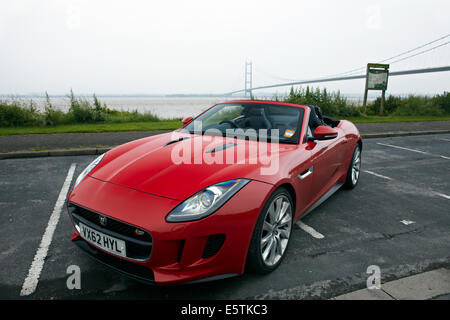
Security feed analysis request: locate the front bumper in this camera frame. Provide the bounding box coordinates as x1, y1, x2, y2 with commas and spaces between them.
68, 176, 273, 285
72, 238, 156, 284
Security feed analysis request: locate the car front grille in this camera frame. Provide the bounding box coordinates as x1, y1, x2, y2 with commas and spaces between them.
68, 203, 153, 261
73, 239, 155, 284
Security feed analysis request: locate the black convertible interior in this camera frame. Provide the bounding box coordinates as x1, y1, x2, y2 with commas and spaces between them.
235, 105, 300, 132
194, 103, 303, 141
185, 102, 341, 143
231, 104, 340, 133
307, 105, 340, 130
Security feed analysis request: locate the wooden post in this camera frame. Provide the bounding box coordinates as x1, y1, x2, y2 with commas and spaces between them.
381, 67, 390, 116
380, 89, 385, 116
362, 65, 370, 114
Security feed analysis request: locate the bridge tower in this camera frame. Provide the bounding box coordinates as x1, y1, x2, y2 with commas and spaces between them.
245, 61, 253, 97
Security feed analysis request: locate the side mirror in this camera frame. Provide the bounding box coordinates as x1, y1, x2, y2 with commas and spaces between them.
312, 125, 338, 141
182, 116, 193, 126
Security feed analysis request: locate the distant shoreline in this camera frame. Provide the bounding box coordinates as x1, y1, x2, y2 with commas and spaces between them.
0, 93, 235, 99
0, 92, 386, 100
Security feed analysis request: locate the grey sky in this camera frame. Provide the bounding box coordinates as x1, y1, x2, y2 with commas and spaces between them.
0, 0, 449, 96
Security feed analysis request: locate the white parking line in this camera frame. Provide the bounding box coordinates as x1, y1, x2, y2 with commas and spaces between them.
20, 163, 76, 296
296, 221, 325, 239
363, 170, 392, 180
377, 142, 450, 160
364, 169, 448, 200
433, 191, 450, 200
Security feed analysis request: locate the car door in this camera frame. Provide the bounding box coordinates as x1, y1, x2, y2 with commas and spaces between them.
307, 123, 347, 199
290, 144, 314, 219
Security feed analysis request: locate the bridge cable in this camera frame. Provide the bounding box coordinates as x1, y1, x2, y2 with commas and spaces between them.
283, 33, 450, 81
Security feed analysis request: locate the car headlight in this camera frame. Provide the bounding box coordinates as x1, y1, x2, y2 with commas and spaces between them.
73, 153, 105, 190
166, 179, 250, 222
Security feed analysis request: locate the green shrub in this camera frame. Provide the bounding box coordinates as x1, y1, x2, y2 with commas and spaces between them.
282, 86, 361, 117
284, 87, 447, 118
68, 90, 101, 123
0, 100, 43, 127
393, 95, 443, 116
105, 109, 160, 123
44, 107, 67, 126
432, 91, 450, 114
43, 92, 68, 126
0, 91, 164, 128
367, 95, 403, 115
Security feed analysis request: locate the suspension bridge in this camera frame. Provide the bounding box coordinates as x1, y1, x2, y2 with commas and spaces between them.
226, 34, 450, 96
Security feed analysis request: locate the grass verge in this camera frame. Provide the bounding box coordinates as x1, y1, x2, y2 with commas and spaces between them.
0, 120, 182, 136
347, 115, 450, 123
1, 116, 449, 136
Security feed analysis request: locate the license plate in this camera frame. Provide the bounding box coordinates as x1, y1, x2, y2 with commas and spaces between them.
79, 222, 127, 258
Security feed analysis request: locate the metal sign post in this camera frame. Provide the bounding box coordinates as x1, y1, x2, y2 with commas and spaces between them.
363, 63, 389, 115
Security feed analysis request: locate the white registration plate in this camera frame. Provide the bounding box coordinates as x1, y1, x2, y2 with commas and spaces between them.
79, 222, 127, 258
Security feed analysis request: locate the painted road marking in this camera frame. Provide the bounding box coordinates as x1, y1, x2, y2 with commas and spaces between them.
296, 221, 325, 239
377, 142, 450, 160
363, 170, 392, 180
20, 163, 76, 296
439, 138, 450, 142
400, 220, 416, 225
364, 170, 448, 201
433, 191, 450, 200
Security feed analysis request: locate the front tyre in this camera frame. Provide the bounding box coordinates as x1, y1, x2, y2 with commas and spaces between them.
344, 143, 361, 189
246, 187, 293, 274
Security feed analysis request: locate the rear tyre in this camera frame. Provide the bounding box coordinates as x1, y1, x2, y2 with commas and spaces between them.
343, 144, 361, 189
246, 187, 293, 274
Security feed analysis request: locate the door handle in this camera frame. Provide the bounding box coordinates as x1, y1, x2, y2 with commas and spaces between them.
298, 166, 314, 180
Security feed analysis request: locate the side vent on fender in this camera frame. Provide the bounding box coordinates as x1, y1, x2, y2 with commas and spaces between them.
164, 136, 190, 147
205, 143, 237, 154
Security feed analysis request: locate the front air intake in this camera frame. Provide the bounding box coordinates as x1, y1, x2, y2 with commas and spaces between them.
202, 234, 226, 259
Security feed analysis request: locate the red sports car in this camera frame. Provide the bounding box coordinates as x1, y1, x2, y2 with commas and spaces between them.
67, 101, 362, 285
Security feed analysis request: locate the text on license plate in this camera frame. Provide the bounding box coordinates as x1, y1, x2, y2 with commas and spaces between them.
79, 222, 127, 258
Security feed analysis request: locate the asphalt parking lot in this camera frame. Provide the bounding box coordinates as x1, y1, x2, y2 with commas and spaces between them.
0, 134, 449, 300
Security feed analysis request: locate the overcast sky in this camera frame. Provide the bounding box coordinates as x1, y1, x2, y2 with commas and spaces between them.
1, 0, 449, 96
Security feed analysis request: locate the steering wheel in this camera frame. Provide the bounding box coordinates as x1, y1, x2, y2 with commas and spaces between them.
219, 120, 238, 128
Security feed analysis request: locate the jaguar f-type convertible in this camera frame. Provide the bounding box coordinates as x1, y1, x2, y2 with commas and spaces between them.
67, 100, 362, 285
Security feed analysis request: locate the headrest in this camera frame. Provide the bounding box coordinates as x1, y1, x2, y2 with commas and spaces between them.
244, 107, 264, 117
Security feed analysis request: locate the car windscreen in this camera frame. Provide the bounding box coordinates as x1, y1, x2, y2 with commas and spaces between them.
183, 103, 304, 144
